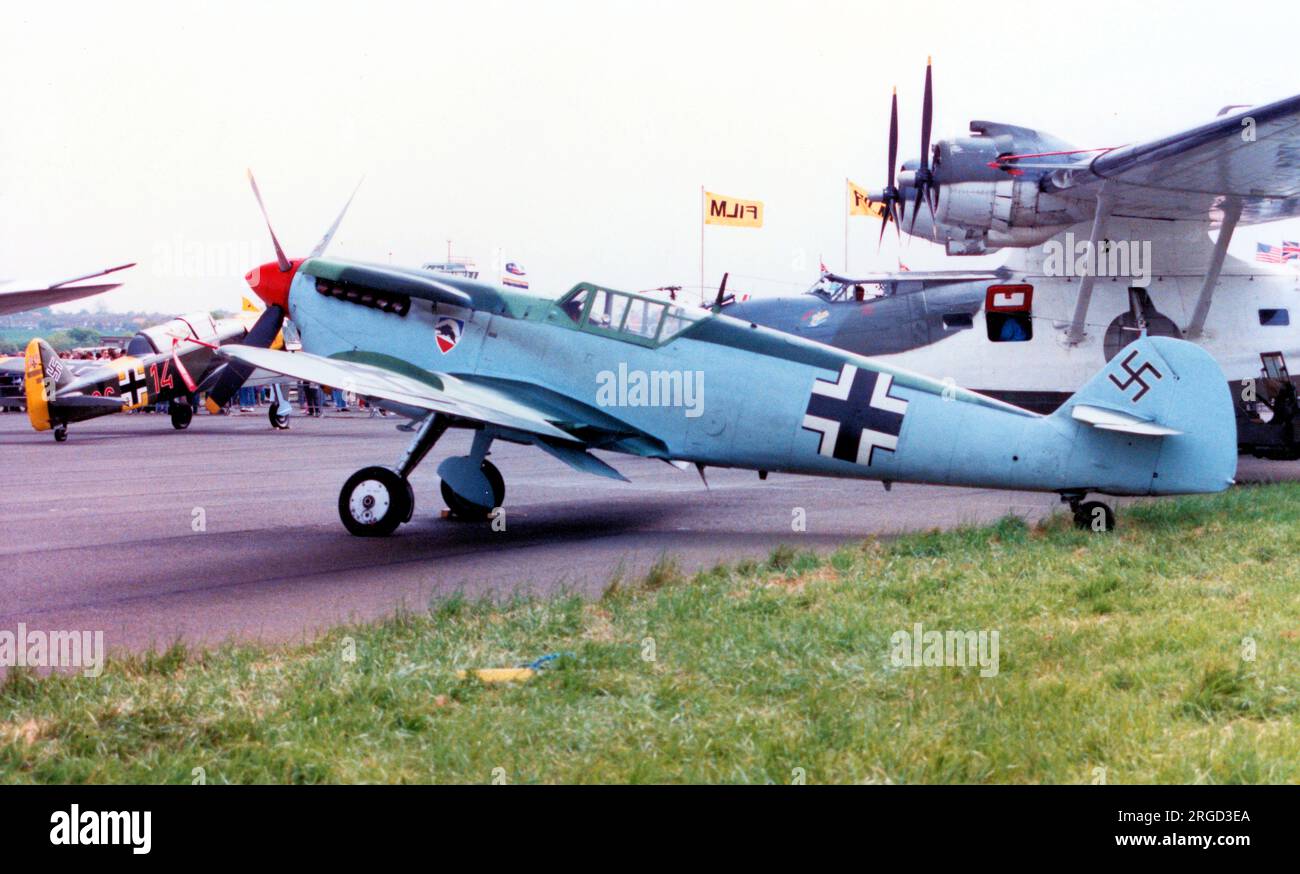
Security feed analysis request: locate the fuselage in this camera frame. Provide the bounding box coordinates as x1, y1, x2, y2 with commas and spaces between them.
284, 263, 1235, 497
35, 312, 254, 426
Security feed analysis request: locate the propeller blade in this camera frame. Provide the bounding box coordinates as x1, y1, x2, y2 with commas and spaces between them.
714, 272, 729, 307
919, 58, 933, 174
247, 169, 292, 273
308, 177, 364, 259
203, 305, 286, 410
909, 187, 925, 236
887, 87, 899, 189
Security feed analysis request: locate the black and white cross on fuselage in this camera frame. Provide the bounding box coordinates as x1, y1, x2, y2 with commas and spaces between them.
802, 364, 908, 466
118, 364, 148, 407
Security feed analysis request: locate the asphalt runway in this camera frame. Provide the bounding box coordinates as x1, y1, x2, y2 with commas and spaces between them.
2, 410, 1296, 658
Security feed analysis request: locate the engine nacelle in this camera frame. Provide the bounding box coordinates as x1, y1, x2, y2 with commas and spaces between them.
938, 179, 1087, 232
883, 121, 1094, 254
928, 179, 1090, 254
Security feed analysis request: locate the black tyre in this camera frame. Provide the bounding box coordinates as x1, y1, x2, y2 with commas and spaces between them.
170, 402, 193, 430
439, 459, 504, 521
1073, 501, 1115, 533
268, 404, 290, 429
482, 459, 506, 507
440, 480, 492, 521
53, 426, 68, 443
339, 466, 413, 536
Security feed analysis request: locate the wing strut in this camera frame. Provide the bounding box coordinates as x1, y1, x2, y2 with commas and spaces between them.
1186, 197, 1243, 339
1066, 184, 1114, 346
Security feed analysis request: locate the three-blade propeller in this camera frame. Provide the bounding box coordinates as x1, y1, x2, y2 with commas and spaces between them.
205, 173, 360, 411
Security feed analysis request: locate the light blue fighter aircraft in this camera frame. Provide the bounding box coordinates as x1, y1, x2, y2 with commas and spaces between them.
219, 175, 1236, 537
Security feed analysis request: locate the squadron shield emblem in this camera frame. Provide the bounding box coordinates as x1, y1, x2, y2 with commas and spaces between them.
435, 316, 464, 354
801, 364, 908, 466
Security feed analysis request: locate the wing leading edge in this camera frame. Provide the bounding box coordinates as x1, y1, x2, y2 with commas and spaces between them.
1045, 93, 1300, 225
217, 344, 578, 442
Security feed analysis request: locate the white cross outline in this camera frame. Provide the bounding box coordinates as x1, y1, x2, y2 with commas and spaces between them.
800, 364, 909, 466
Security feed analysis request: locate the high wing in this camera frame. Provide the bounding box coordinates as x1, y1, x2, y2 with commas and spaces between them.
218, 344, 579, 442
0, 263, 136, 316
1044, 94, 1300, 224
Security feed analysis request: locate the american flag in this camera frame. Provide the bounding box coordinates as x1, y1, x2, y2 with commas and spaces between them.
1256, 243, 1287, 264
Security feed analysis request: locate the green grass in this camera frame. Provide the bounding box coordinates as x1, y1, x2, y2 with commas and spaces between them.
4, 485, 1300, 784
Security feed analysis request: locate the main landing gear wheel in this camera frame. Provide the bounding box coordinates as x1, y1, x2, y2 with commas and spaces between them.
53, 425, 68, 443
440, 459, 505, 521
339, 466, 414, 537
268, 404, 290, 430
170, 401, 193, 430
1073, 500, 1115, 533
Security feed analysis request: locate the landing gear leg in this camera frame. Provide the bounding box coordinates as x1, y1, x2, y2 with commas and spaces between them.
438, 430, 505, 521
337, 413, 449, 536
1062, 492, 1115, 533
169, 400, 193, 430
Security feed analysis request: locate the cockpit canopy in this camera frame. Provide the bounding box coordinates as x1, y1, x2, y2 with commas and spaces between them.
806, 276, 889, 303
555, 283, 704, 346
128, 312, 219, 355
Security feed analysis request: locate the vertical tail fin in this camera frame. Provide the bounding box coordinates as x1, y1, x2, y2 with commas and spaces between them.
1052, 336, 1236, 494
23, 338, 70, 432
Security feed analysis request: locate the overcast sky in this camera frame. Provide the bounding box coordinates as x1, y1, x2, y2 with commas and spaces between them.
2, 0, 1297, 312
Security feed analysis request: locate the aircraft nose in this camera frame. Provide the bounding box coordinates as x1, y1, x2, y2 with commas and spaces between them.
245, 259, 295, 310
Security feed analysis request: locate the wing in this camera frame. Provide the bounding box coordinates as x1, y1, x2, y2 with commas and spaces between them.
217, 345, 578, 442
0, 282, 122, 317
0, 263, 135, 316
49, 393, 129, 411
1044, 93, 1300, 225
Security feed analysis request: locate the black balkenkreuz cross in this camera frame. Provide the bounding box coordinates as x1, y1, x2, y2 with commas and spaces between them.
118, 364, 149, 406
802, 364, 908, 466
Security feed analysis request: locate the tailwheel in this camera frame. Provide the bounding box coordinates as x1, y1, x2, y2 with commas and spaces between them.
53, 425, 68, 443
170, 401, 193, 430
440, 459, 505, 521
339, 466, 414, 537
1073, 500, 1115, 533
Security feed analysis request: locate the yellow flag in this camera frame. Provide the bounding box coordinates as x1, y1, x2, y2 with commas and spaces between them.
847, 179, 885, 218
705, 191, 763, 228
